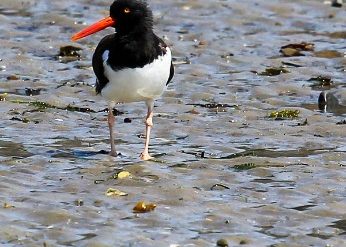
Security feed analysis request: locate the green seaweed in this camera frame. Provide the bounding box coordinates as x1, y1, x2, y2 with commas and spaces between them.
65, 104, 95, 113
186, 103, 237, 108
269, 109, 300, 119
11, 100, 96, 113
29, 101, 56, 110
234, 163, 256, 171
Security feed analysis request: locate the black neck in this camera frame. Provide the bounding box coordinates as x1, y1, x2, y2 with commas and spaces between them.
107, 31, 164, 70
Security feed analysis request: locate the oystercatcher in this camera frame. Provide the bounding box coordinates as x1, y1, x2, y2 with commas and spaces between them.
71, 0, 174, 160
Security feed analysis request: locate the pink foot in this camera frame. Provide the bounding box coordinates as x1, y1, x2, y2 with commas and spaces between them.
140, 152, 153, 161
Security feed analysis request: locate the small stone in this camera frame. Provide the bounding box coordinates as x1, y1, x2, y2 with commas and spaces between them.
74, 199, 84, 206
280, 47, 303, 57
217, 239, 228, 247
240, 239, 248, 244
124, 117, 132, 123
105, 188, 128, 197
7, 75, 20, 80
116, 171, 131, 179
336, 120, 346, 125
94, 200, 103, 207
186, 108, 200, 115
0, 93, 7, 101
3, 202, 15, 208
221, 53, 234, 59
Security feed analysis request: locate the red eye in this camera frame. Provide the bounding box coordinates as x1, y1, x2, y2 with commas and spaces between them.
124, 7, 130, 14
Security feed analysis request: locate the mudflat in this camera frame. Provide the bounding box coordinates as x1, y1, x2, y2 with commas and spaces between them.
0, 0, 345, 246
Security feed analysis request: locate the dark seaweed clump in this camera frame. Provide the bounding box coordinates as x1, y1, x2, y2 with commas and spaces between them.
58, 45, 82, 57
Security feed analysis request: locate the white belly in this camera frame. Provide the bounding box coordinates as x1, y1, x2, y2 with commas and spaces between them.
101, 48, 171, 103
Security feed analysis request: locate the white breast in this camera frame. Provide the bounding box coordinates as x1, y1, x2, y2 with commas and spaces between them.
101, 48, 171, 103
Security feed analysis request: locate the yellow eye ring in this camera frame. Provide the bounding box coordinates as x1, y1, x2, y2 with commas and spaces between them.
124, 7, 130, 14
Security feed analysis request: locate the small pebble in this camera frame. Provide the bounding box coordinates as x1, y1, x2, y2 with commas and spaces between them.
217, 239, 228, 247
240, 239, 248, 245
124, 117, 132, 123
7, 75, 19, 80
74, 199, 84, 206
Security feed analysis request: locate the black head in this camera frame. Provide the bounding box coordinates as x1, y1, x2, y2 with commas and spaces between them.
110, 0, 153, 34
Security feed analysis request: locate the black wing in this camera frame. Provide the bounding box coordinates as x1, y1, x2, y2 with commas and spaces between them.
92, 34, 116, 94
154, 35, 174, 86
167, 61, 174, 85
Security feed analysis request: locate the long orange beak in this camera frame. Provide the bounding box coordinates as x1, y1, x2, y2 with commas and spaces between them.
71, 16, 116, 41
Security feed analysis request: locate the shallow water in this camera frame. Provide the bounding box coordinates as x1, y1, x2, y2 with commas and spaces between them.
0, 0, 345, 246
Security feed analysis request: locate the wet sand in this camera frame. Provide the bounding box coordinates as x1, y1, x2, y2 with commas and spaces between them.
0, 0, 345, 246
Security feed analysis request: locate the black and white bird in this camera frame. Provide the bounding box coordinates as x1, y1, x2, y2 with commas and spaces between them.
72, 0, 174, 160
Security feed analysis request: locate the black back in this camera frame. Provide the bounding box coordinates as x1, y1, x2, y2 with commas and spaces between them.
92, 32, 174, 94
92, 0, 174, 94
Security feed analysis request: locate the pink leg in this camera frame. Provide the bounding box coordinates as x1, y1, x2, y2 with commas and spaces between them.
140, 101, 154, 160
108, 107, 117, 157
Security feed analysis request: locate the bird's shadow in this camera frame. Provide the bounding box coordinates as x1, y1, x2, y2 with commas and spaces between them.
47, 149, 110, 159
47, 149, 166, 162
